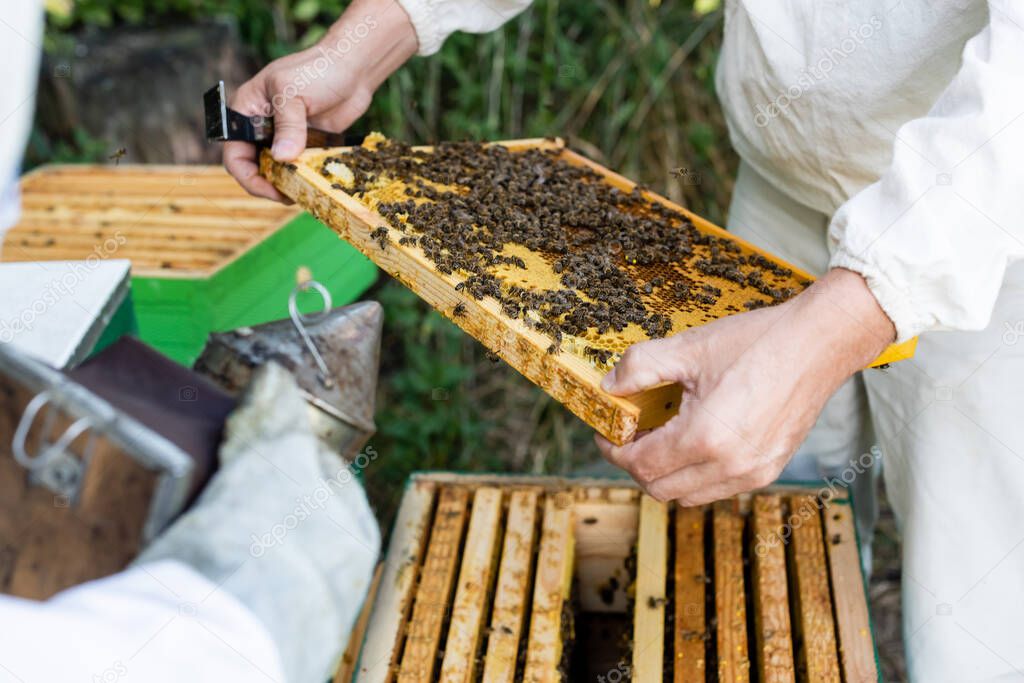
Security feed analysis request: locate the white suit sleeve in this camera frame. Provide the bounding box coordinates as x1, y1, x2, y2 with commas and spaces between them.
0, 2, 43, 237
0, 561, 285, 683
828, 0, 1024, 342
396, 0, 533, 55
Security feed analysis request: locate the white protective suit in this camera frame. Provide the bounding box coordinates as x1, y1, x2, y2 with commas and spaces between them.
721, 4, 1024, 680
0, 3, 43, 249
396, 0, 1024, 680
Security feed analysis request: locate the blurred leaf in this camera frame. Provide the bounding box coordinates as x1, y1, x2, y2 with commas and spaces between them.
117, 3, 145, 23
79, 5, 113, 26
292, 0, 321, 23
44, 0, 74, 21
298, 24, 326, 48
687, 121, 715, 157
694, 0, 721, 16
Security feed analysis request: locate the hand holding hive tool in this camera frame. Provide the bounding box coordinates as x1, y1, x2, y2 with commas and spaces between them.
207, 5, 419, 202
204, 81, 360, 150
205, 79, 365, 203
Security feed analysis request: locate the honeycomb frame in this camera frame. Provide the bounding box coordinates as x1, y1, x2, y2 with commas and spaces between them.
261, 138, 916, 445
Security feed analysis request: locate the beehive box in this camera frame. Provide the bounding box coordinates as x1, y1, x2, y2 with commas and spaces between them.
261, 138, 915, 445
343, 473, 878, 683
3, 164, 378, 364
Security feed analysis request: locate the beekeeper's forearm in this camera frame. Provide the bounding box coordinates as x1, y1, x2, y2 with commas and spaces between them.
828, 0, 1024, 342
323, 0, 419, 89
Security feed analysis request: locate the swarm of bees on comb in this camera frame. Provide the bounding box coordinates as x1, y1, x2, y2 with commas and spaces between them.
317, 136, 810, 369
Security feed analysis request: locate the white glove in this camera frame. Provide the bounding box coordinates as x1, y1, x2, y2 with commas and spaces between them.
137, 362, 380, 683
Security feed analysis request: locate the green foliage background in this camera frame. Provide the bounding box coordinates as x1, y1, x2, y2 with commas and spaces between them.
44, 0, 732, 217
46, 0, 351, 55
43, 0, 733, 523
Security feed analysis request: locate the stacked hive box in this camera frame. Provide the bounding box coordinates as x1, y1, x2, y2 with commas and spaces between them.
3, 164, 377, 364
341, 473, 878, 683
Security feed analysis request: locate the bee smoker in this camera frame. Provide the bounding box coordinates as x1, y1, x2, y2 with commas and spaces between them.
194, 291, 383, 460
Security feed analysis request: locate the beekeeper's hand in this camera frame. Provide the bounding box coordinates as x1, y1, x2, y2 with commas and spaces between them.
136, 362, 380, 683
596, 268, 895, 505
224, 0, 418, 201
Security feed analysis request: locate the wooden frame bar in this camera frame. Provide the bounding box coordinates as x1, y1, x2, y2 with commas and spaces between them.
713, 500, 750, 682
398, 486, 470, 683
439, 487, 504, 683
522, 492, 575, 683
750, 495, 795, 682
336, 564, 384, 683
673, 506, 707, 683
262, 143, 917, 447
787, 494, 841, 683
632, 495, 669, 682
481, 489, 541, 683
822, 498, 878, 682
356, 481, 437, 683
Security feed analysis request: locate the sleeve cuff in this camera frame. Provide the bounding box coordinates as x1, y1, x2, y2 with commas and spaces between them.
829, 247, 923, 344
396, 0, 447, 55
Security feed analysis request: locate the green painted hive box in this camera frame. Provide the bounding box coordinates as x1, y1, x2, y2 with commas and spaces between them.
4, 164, 378, 364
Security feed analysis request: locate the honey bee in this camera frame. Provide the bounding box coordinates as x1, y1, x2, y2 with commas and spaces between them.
369, 226, 389, 250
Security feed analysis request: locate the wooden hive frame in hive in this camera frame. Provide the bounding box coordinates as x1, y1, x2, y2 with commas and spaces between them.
261, 139, 917, 445
3, 164, 378, 363
339, 473, 879, 683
